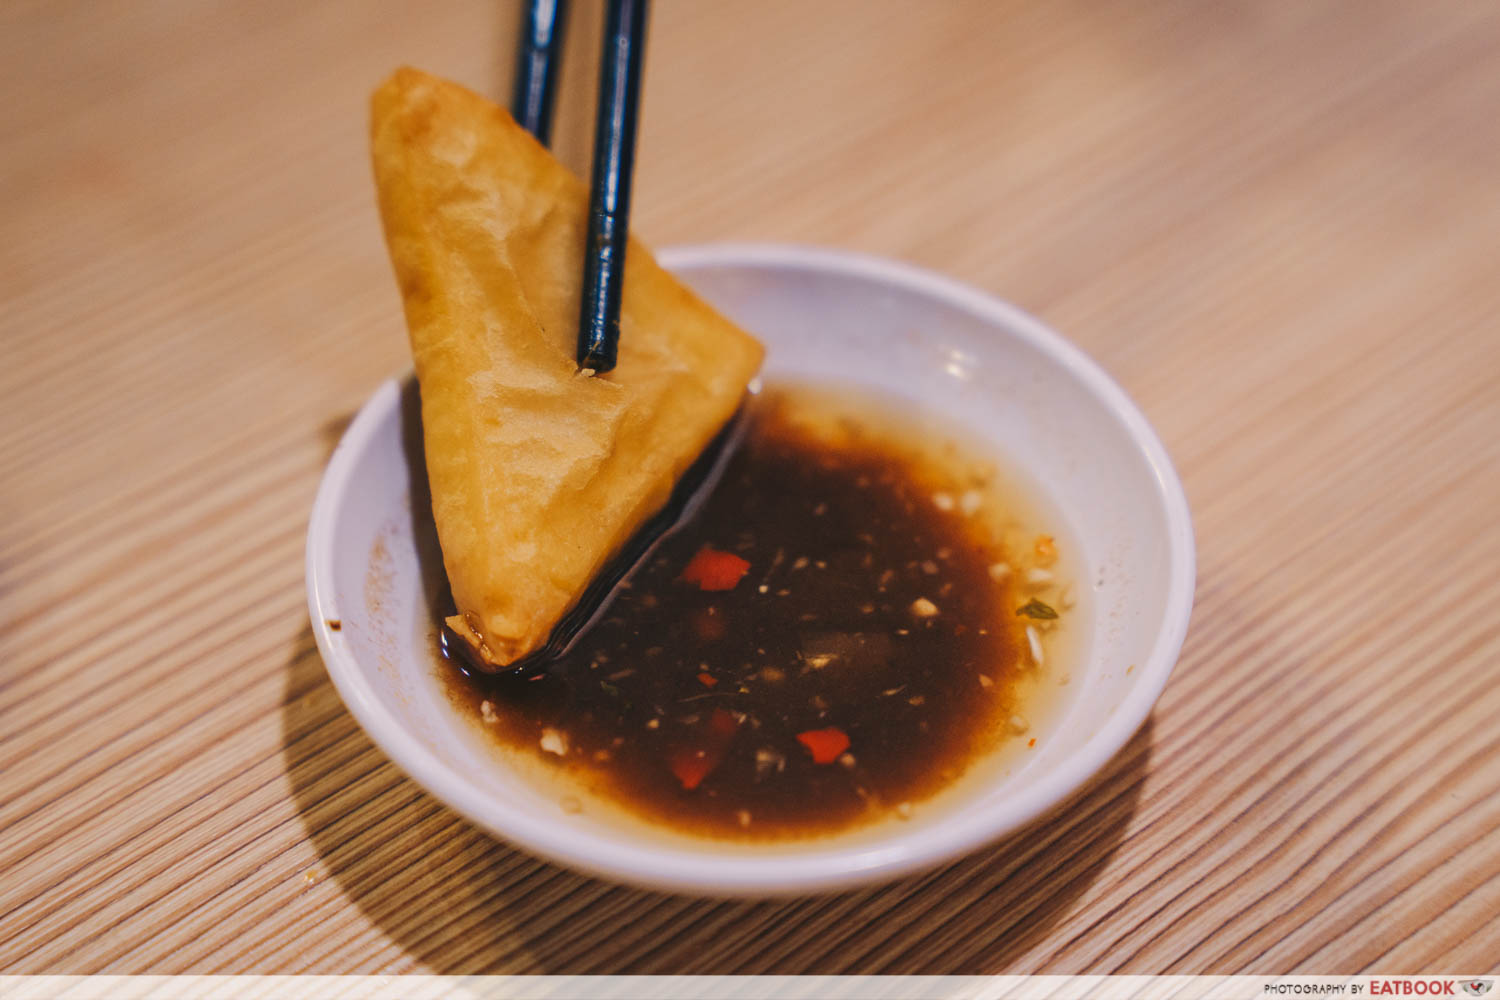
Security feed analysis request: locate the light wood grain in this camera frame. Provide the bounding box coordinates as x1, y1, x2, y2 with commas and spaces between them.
3, 0, 1499, 976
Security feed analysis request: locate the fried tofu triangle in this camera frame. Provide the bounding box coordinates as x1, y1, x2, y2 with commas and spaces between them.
370, 67, 764, 669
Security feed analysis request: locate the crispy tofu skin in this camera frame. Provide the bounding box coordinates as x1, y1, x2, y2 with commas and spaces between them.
370, 67, 764, 668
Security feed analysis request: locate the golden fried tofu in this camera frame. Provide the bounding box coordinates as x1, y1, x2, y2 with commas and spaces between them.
370, 67, 763, 668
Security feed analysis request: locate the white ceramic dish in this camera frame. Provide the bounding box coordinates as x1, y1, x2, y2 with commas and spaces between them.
306, 244, 1194, 896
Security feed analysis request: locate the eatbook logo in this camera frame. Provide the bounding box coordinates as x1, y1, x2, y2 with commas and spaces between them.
1461, 983, 1493, 997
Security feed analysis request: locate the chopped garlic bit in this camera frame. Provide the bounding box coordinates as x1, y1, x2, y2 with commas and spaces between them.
1025, 567, 1055, 588
792, 556, 810, 571
736, 809, 752, 828
959, 490, 982, 516
755, 746, 787, 778
1060, 584, 1076, 610
896, 802, 914, 820
539, 727, 569, 756
1008, 713, 1030, 735
1026, 625, 1044, 666
977, 674, 994, 689
803, 653, 835, 670
988, 562, 1012, 582
1034, 534, 1058, 565
932, 491, 955, 511
908, 694, 926, 706
646, 718, 660, 730
910, 597, 940, 618
838, 752, 857, 769
479, 700, 497, 723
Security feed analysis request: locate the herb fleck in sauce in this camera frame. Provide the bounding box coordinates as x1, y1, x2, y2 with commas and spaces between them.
440, 385, 1057, 839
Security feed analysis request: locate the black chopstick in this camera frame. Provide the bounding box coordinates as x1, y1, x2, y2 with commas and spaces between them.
511, 0, 569, 145
575, 0, 649, 374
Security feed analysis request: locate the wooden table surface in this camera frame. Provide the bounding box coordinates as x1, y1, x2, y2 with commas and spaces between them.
4, 0, 1499, 977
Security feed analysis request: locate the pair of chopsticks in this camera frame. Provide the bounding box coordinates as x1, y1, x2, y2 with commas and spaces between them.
513, 0, 648, 375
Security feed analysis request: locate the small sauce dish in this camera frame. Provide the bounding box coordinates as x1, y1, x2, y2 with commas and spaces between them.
305, 244, 1195, 895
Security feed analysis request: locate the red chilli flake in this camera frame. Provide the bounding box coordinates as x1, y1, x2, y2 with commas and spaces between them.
668, 749, 715, 791
697, 672, 718, 687
679, 546, 751, 591
795, 727, 850, 765
668, 708, 740, 790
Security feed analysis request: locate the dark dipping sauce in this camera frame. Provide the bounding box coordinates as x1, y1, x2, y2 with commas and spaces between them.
440, 385, 1047, 840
